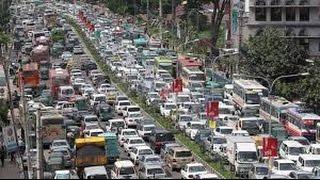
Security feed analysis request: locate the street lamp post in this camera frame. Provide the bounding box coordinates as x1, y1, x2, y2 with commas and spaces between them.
239, 72, 310, 178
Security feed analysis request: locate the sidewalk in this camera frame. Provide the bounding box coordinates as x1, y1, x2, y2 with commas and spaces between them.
0, 159, 24, 179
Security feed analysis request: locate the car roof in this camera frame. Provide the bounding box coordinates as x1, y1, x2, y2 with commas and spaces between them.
134, 145, 151, 150
115, 160, 134, 167
299, 154, 320, 160
83, 166, 107, 176
275, 159, 295, 163
282, 140, 305, 147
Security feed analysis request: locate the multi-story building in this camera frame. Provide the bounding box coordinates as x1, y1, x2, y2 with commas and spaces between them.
242, 0, 320, 57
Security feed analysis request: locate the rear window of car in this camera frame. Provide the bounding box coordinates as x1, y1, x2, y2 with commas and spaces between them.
155, 133, 175, 142
175, 150, 192, 158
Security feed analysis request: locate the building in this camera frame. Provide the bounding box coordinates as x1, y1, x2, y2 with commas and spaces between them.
242, 0, 320, 57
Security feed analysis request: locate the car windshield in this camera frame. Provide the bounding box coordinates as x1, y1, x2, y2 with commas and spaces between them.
91, 131, 103, 136
147, 168, 164, 175
237, 152, 257, 162
129, 113, 141, 118
177, 96, 190, 102
220, 129, 233, 134
245, 93, 260, 104
95, 96, 106, 101
176, 151, 192, 158
139, 149, 153, 155
124, 131, 137, 136
146, 157, 161, 163
144, 126, 155, 131
305, 160, 320, 167
296, 139, 310, 146
120, 102, 130, 106
219, 108, 232, 115
256, 167, 269, 175
56, 174, 70, 179
289, 147, 305, 155
279, 163, 296, 170
119, 167, 135, 175
190, 124, 204, 129
165, 104, 175, 109
128, 107, 140, 112
212, 138, 227, 144
130, 139, 144, 144
86, 117, 98, 122
111, 121, 125, 128
189, 165, 206, 173
53, 142, 67, 147
156, 133, 174, 142
180, 116, 192, 122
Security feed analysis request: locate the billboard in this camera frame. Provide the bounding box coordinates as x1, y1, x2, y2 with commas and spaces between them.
2, 126, 18, 153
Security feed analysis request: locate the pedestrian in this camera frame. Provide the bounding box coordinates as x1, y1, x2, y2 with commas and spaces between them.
0, 144, 6, 167
10, 151, 16, 163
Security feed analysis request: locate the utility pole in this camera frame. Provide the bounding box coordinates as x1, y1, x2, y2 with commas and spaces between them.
171, 0, 176, 32
159, 0, 163, 48
36, 109, 43, 179
147, 0, 149, 27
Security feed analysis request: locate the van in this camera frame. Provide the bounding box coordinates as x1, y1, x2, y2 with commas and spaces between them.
165, 146, 194, 171
111, 160, 138, 179
279, 140, 306, 163
297, 154, 320, 172
83, 166, 108, 179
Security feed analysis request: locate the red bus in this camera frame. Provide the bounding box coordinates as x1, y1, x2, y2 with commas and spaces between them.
176, 55, 203, 77
49, 68, 70, 100
283, 108, 320, 142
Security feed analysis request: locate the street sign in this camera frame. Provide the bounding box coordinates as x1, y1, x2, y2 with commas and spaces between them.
2, 126, 18, 153
262, 137, 278, 157
172, 78, 183, 93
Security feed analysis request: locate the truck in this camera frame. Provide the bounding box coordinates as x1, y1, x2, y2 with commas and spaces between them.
103, 132, 119, 163
18, 63, 40, 96
44, 12, 57, 30
226, 136, 258, 176
49, 68, 70, 100
75, 137, 107, 176
41, 111, 65, 148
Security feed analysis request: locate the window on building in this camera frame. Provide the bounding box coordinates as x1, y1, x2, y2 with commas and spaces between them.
286, 0, 295, 5
286, 8, 296, 21
256, 0, 266, 6
271, 8, 282, 21
299, 0, 309, 5
271, 0, 281, 5
285, 28, 295, 36
255, 8, 267, 21
300, 7, 310, 21
299, 39, 309, 51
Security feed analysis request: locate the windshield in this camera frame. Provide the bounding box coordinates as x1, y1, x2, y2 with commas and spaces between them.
219, 108, 233, 115
296, 139, 310, 146
146, 157, 160, 163
111, 121, 125, 128
190, 124, 205, 129
237, 152, 257, 162
130, 139, 144, 144
212, 138, 227, 144
155, 83, 166, 89
176, 151, 192, 158
279, 163, 296, 170
242, 120, 260, 129
245, 93, 260, 104
95, 96, 106, 101
53, 142, 67, 146
305, 160, 320, 167
139, 149, 153, 155
119, 167, 135, 175
144, 126, 155, 131
118, 97, 128, 101
165, 104, 175, 109
156, 133, 175, 142
86, 117, 98, 122
91, 131, 103, 137
120, 102, 130, 106
128, 107, 140, 112
129, 113, 142, 118
220, 129, 233, 134
88, 175, 107, 179
56, 174, 70, 179
289, 147, 305, 155
189, 74, 205, 81
62, 88, 74, 95
189, 165, 206, 173
177, 96, 190, 102
256, 167, 269, 175
124, 131, 137, 136
147, 168, 164, 175
180, 116, 192, 122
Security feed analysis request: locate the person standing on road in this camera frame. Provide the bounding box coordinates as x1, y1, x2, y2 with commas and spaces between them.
0, 144, 6, 167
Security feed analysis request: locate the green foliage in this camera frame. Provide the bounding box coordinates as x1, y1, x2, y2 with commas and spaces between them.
51, 29, 65, 43
0, 31, 10, 46
0, 0, 12, 31
242, 27, 308, 83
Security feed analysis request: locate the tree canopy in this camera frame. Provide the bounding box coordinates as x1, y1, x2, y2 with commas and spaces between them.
242, 27, 308, 84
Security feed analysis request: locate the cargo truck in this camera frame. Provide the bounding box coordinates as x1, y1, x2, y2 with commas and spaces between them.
75, 137, 107, 176
103, 132, 119, 163
226, 136, 258, 176
41, 112, 65, 148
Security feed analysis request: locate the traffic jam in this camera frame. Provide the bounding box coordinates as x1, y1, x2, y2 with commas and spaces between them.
11, 0, 320, 179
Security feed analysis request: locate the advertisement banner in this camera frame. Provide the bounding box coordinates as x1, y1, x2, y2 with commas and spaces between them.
2, 126, 18, 153
262, 137, 278, 157
206, 101, 219, 119
172, 78, 183, 93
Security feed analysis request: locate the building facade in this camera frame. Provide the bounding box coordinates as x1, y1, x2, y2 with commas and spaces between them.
243, 0, 320, 56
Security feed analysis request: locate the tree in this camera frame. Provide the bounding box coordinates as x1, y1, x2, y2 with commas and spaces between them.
241, 27, 308, 85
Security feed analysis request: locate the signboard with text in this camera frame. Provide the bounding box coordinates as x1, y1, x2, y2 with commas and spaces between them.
2, 126, 18, 153
262, 137, 278, 157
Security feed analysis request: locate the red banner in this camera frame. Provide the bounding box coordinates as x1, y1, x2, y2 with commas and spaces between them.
172, 78, 183, 93
262, 137, 278, 157
89, 23, 95, 32
206, 101, 219, 119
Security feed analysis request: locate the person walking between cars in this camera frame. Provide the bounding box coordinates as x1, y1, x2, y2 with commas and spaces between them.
0, 144, 6, 167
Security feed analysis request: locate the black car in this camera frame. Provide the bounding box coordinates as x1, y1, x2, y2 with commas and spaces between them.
149, 129, 175, 154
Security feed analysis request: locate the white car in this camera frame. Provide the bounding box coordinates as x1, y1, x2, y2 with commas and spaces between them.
115, 100, 131, 115
271, 159, 296, 176
137, 123, 156, 139
129, 145, 154, 164
279, 141, 305, 162
80, 84, 94, 94
214, 126, 233, 137
176, 115, 193, 131
181, 163, 208, 179
50, 139, 71, 152
106, 119, 126, 133
90, 94, 106, 106
160, 102, 176, 117
123, 137, 146, 152
122, 105, 140, 117
84, 129, 104, 138
184, 121, 206, 140
118, 129, 139, 147
124, 111, 143, 128
97, 83, 112, 94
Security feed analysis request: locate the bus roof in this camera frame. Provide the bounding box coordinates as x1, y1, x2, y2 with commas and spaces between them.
233, 79, 267, 90
182, 67, 204, 74
286, 108, 320, 120
75, 137, 105, 149
178, 55, 202, 67
261, 96, 299, 110
23, 63, 38, 71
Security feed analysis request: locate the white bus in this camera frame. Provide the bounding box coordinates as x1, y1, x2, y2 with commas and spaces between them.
260, 96, 299, 123
232, 79, 268, 116
181, 67, 205, 87
0, 65, 7, 101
